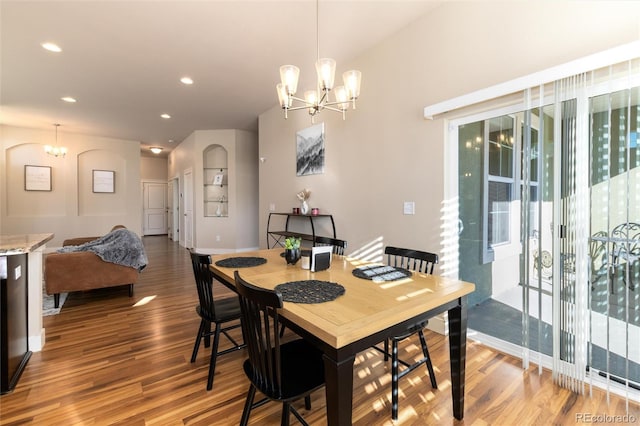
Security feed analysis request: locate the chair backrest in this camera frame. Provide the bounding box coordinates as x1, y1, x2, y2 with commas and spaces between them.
234, 271, 285, 398
384, 246, 438, 274
611, 222, 640, 261
189, 250, 218, 321
314, 236, 347, 255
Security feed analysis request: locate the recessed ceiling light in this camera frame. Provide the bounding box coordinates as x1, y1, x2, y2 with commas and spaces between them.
161, 113, 171, 119
168, 139, 175, 143
61, 96, 77, 103
180, 77, 194, 85
42, 42, 62, 52
150, 147, 163, 154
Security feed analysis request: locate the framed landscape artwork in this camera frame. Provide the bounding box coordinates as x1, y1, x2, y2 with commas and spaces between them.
296, 123, 325, 176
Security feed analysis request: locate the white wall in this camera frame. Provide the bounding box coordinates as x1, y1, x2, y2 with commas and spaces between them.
258, 1, 640, 261
168, 129, 258, 252
141, 156, 168, 181
1, 125, 142, 247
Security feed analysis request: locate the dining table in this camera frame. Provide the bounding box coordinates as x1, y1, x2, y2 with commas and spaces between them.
209, 248, 475, 425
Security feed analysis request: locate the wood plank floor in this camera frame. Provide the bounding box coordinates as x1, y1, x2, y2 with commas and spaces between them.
1, 236, 638, 425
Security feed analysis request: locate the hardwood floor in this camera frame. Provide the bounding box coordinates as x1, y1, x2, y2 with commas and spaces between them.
1, 236, 638, 425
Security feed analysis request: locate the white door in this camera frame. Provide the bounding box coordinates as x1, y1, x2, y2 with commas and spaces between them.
143, 181, 168, 235
172, 178, 180, 241
184, 169, 193, 249
167, 180, 174, 240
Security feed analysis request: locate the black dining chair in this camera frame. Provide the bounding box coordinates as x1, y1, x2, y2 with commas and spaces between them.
376, 246, 439, 421
314, 236, 347, 255
189, 250, 245, 391
235, 271, 325, 426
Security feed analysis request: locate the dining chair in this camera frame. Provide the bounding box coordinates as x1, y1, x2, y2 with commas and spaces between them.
235, 271, 325, 426
189, 250, 245, 391
611, 222, 640, 292
589, 231, 609, 293
314, 236, 347, 255
377, 245, 439, 421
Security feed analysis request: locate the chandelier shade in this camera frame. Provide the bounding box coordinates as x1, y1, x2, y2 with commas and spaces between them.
44, 124, 67, 158
275, 0, 361, 121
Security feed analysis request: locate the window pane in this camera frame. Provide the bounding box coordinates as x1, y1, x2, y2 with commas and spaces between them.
488, 116, 514, 178
488, 181, 511, 246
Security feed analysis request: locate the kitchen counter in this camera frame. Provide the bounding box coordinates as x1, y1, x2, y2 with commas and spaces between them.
0, 233, 54, 256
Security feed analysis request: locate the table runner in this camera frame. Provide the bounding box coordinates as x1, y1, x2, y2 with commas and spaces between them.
274, 280, 345, 304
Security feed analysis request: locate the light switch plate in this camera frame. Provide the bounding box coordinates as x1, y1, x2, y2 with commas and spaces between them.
403, 201, 415, 215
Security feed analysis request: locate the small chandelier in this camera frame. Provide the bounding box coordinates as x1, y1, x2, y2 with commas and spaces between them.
44, 123, 67, 158
276, 0, 361, 122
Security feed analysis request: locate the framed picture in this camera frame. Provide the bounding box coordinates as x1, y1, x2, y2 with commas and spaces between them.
92, 169, 115, 193
296, 122, 325, 176
213, 173, 224, 186
25, 165, 52, 191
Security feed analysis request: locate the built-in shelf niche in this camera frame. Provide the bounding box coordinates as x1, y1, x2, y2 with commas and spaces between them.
203, 144, 228, 217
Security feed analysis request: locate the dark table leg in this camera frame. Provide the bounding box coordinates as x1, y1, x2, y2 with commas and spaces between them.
323, 353, 355, 426
448, 296, 468, 420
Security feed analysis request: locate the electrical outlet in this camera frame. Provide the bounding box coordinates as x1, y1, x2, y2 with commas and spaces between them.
403, 201, 415, 215
216, 235, 221, 242
269, 203, 276, 211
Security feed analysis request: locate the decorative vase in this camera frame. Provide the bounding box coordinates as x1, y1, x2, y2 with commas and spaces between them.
300, 200, 309, 215
284, 248, 301, 265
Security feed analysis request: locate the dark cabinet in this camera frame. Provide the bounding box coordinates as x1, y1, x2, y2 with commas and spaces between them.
1, 253, 31, 394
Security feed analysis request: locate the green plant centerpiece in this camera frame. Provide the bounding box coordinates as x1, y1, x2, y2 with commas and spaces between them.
284, 236, 302, 265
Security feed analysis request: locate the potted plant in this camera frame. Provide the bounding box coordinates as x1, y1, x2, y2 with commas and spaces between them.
284, 236, 301, 265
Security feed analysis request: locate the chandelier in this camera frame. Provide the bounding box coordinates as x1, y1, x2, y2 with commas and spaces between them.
276, 0, 361, 122
44, 123, 67, 158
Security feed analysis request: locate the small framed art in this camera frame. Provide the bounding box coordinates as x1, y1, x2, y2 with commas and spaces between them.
25, 165, 52, 191
92, 170, 115, 193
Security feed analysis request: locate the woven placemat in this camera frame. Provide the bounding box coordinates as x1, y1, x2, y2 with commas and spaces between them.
215, 256, 267, 268
352, 265, 412, 282
274, 280, 345, 304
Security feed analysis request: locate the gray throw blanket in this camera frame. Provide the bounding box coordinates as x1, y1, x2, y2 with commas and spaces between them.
58, 228, 148, 271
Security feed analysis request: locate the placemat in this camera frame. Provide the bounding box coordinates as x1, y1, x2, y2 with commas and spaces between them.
352, 265, 412, 282
274, 280, 345, 304
215, 256, 267, 268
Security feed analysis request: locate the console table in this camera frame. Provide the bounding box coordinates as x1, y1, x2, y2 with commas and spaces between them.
267, 212, 336, 249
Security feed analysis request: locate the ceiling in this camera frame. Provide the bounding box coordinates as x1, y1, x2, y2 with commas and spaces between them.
1, 0, 443, 156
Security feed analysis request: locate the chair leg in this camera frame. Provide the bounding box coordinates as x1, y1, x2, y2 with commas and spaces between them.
190, 319, 206, 363
54, 293, 60, 309
204, 321, 211, 348
239, 384, 256, 426
128, 283, 133, 297
418, 330, 437, 389
206, 324, 223, 390
384, 339, 389, 361
391, 339, 399, 421
281, 402, 291, 426
304, 395, 311, 410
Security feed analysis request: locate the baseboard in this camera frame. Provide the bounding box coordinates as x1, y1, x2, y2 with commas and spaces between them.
426, 313, 447, 335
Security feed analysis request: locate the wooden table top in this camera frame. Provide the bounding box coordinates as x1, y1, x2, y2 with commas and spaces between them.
210, 248, 475, 349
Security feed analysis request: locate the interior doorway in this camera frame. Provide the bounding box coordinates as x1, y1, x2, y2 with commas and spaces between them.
142, 181, 168, 236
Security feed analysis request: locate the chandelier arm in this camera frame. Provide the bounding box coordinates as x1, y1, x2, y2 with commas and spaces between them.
321, 105, 346, 113
284, 105, 316, 112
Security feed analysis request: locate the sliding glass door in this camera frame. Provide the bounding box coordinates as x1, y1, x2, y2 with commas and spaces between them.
453, 67, 640, 398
